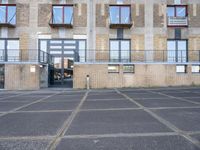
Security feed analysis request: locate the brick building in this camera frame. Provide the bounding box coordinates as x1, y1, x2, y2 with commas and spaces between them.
0, 0, 200, 90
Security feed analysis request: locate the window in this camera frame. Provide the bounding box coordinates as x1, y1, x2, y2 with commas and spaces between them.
52, 5, 73, 24
167, 40, 187, 63
123, 65, 134, 73
108, 65, 119, 73
167, 6, 187, 17
110, 40, 131, 62
0, 4, 16, 25
0, 39, 19, 61
192, 65, 200, 73
109, 5, 131, 24
176, 65, 187, 73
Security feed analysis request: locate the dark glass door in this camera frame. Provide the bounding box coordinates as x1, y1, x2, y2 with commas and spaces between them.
0, 65, 4, 89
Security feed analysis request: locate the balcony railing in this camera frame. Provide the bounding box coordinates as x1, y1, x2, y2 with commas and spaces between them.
168, 17, 188, 27
74, 50, 200, 63
0, 49, 53, 64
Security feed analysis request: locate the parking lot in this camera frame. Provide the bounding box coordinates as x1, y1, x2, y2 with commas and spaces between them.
0, 87, 200, 150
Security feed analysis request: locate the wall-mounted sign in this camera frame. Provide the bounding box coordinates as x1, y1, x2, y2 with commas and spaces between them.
30, 66, 36, 73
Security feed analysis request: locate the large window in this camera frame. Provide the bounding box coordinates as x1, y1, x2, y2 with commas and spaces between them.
0, 39, 19, 61
0, 4, 16, 25
167, 40, 187, 63
52, 5, 73, 24
110, 40, 131, 62
167, 6, 187, 17
109, 5, 131, 24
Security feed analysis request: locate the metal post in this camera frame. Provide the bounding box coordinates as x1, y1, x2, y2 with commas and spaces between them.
86, 75, 90, 90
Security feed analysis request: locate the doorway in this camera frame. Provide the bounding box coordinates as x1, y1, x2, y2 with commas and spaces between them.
39, 39, 86, 88
0, 65, 4, 89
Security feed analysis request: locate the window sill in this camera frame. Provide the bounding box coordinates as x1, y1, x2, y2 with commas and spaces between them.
110, 23, 133, 29
0, 23, 16, 28
49, 23, 73, 28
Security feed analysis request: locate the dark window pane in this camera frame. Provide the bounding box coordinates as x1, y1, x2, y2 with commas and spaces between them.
7, 6, 16, 24
0, 6, 6, 23
121, 7, 130, 24
64, 6, 73, 24
53, 6, 63, 23
110, 6, 120, 24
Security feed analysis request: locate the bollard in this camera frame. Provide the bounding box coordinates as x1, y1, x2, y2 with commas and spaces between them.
86, 75, 90, 90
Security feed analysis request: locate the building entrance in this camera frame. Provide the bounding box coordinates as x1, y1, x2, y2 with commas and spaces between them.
39, 39, 86, 88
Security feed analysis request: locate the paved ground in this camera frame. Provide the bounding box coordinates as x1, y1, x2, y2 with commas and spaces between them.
0, 87, 200, 150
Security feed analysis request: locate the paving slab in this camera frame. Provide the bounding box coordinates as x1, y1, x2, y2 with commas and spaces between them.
134, 98, 197, 108
43, 95, 83, 102
125, 93, 169, 99
0, 112, 71, 137
56, 135, 199, 150
191, 134, 200, 142
0, 96, 44, 102
184, 98, 200, 103
19, 101, 79, 111
81, 100, 139, 109
0, 139, 51, 150
153, 108, 200, 131
66, 110, 171, 135
0, 102, 30, 112
164, 92, 200, 98
86, 94, 125, 100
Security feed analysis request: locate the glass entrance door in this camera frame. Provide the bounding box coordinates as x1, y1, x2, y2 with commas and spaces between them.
53, 57, 74, 87
0, 65, 4, 89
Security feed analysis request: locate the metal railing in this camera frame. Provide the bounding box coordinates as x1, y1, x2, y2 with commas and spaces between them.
75, 50, 200, 63
168, 17, 188, 26
0, 49, 53, 64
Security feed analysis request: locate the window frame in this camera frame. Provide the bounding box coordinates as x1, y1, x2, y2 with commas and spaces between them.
167, 39, 188, 63
123, 64, 135, 73
0, 38, 20, 62
109, 5, 131, 25
109, 39, 131, 63
176, 65, 187, 74
51, 4, 74, 25
108, 64, 120, 73
167, 5, 188, 17
0, 4, 16, 25
191, 65, 200, 74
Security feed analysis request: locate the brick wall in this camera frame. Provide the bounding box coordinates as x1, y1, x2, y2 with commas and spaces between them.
73, 64, 200, 89
5, 64, 40, 90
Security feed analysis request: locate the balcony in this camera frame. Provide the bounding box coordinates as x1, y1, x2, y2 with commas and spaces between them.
74, 50, 200, 64
109, 5, 133, 29
0, 4, 16, 28
0, 49, 53, 64
49, 5, 73, 28
168, 16, 188, 27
